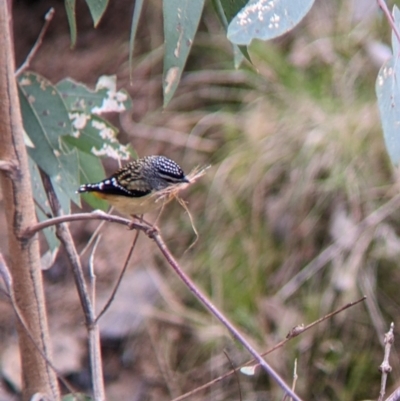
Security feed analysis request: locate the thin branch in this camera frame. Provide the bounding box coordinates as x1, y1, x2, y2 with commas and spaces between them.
379, 323, 395, 401
79, 219, 107, 257
377, 0, 400, 47
23, 210, 145, 238
171, 296, 366, 401
95, 230, 140, 323
0, 254, 81, 398
23, 209, 368, 400
41, 174, 105, 401
283, 359, 298, 401
89, 235, 102, 305
386, 386, 400, 401
15, 8, 55, 77
223, 350, 242, 401
148, 228, 302, 401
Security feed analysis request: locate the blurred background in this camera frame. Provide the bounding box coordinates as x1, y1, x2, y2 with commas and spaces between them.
1, 0, 399, 399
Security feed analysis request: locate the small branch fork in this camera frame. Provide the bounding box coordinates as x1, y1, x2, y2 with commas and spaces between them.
22, 212, 368, 401
40, 174, 105, 401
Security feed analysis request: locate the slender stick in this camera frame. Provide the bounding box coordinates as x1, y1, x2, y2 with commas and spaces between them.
377, 0, 400, 46
0, 254, 81, 398
41, 174, 105, 401
171, 297, 366, 401
24, 211, 368, 400
148, 229, 303, 401
386, 387, 400, 401
23, 211, 140, 238
378, 323, 394, 401
95, 230, 140, 323
15, 8, 55, 77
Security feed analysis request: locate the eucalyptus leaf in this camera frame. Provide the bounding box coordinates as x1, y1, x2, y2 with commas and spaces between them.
57, 76, 132, 115
62, 115, 133, 161
227, 0, 315, 45
19, 72, 73, 149
163, 0, 206, 106
129, 0, 145, 74
18, 72, 80, 206
212, 0, 250, 66
376, 25, 400, 165
85, 0, 108, 26
28, 157, 60, 253
64, 0, 77, 46
219, 0, 248, 22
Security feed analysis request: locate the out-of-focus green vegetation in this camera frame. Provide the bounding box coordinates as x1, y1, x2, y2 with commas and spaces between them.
150, 2, 400, 400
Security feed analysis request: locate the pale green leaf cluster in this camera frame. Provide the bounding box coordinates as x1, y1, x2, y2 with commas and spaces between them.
19, 72, 133, 259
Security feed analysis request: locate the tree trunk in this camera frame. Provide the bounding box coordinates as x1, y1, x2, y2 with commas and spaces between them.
0, 2, 59, 400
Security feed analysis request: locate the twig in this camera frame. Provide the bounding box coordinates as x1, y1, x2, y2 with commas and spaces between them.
377, 0, 400, 48
79, 219, 107, 257
378, 323, 395, 401
95, 230, 140, 323
283, 359, 298, 401
386, 386, 400, 401
147, 228, 302, 401
23, 210, 141, 238
89, 235, 102, 305
41, 174, 105, 401
0, 253, 81, 398
223, 350, 242, 401
23, 210, 367, 401
171, 296, 366, 401
15, 8, 55, 77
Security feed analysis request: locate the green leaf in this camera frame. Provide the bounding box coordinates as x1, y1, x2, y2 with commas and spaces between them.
376, 6, 400, 166
65, 0, 77, 46
219, 0, 248, 22
51, 149, 80, 212
28, 157, 60, 253
212, 0, 250, 66
163, 0, 206, 107
227, 0, 315, 45
57, 76, 132, 115
62, 115, 134, 160
57, 76, 133, 161
36, 207, 60, 259
77, 151, 108, 211
129, 0, 145, 74
18, 72, 80, 206
85, 0, 108, 26
20, 89, 59, 174
19, 72, 73, 149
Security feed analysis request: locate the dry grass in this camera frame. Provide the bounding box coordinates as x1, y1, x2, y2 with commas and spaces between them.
144, 3, 400, 400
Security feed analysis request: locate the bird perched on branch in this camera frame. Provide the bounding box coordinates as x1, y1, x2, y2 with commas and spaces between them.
78, 155, 190, 216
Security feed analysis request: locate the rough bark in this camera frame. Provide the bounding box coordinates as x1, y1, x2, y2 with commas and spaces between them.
0, 2, 59, 400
